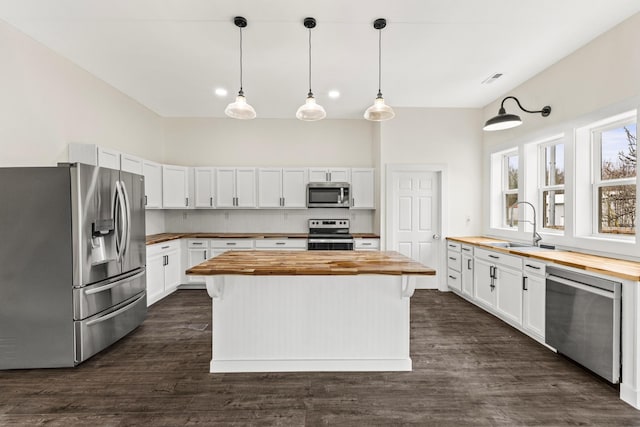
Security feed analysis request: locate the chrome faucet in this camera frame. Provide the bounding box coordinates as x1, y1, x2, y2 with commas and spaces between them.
509, 201, 542, 247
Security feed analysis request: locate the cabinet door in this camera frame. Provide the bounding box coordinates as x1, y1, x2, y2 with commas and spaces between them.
146, 252, 165, 306
162, 165, 190, 208
97, 147, 121, 170
120, 153, 143, 175
474, 258, 496, 309
187, 248, 208, 284
235, 168, 256, 208
309, 168, 329, 182
328, 168, 350, 183
194, 167, 216, 208
142, 160, 162, 209
523, 274, 545, 339
282, 168, 308, 208
164, 249, 181, 293
350, 168, 374, 209
216, 168, 236, 208
496, 266, 523, 325
258, 168, 283, 208
461, 254, 474, 298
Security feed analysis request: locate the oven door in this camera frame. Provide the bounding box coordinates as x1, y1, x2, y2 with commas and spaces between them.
308, 239, 354, 250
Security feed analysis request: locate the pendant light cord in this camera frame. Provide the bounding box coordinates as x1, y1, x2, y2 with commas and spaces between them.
307, 28, 313, 97
239, 27, 244, 96
377, 28, 382, 98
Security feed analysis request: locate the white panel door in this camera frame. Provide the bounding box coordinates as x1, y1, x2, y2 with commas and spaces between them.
309, 168, 329, 182
258, 168, 283, 208
97, 147, 121, 170
328, 168, 350, 183
351, 168, 374, 209
162, 165, 189, 208
282, 168, 308, 208
194, 167, 216, 208
390, 170, 440, 289
235, 168, 256, 208
120, 153, 143, 175
216, 168, 236, 208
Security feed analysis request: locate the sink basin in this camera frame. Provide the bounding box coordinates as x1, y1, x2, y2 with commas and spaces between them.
487, 241, 534, 248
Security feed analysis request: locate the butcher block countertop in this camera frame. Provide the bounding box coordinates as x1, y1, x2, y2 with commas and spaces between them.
146, 232, 379, 245
448, 236, 640, 281
186, 250, 435, 276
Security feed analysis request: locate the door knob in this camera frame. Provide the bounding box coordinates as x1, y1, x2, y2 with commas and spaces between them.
432, 234, 441, 240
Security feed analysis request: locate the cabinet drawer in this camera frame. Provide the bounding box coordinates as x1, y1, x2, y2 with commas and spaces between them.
446, 241, 461, 252
523, 260, 546, 276
461, 244, 474, 255
354, 238, 380, 250
210, 239, 254, 250
475, 247, 522, 270
147, 240, 180, 256
447, 268, 461, 291
255, 239, 307, 250
447, 250, 462, 272
187, 239, 210, 249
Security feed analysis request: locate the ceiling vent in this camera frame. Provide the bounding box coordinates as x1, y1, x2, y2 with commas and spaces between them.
481, 73, 503, 84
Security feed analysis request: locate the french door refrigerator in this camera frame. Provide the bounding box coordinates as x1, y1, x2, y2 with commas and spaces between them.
0, 163, 147, 369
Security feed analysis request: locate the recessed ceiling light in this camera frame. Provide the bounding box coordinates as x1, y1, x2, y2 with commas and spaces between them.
214, 87, 228, 97
328, 90, 340, 99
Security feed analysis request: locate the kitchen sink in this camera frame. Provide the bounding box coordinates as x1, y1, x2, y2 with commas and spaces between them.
486, 241, 555, 251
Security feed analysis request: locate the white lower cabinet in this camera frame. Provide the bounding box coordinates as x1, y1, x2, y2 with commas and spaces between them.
354, 238, 380, 251
495, 264, 524, 326
146, 241, 181, 306
474, 257, 497, 308
522, 260, 546, 341
186, 239, 211, 285
461, 245, 474, 298
254, 239, 307, 250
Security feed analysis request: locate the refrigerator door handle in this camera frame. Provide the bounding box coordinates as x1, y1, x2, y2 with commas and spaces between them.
120, 180, 132, 257
113, 182, 122, 259
114, 181, 127, 261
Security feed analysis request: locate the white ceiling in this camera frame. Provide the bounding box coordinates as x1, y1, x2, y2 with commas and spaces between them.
1, 1, 638, 119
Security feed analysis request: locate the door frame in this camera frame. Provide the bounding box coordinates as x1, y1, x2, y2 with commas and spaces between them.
384, 164, 448, 291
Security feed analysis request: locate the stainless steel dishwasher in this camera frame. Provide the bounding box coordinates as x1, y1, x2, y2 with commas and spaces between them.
545, 266, 621, 383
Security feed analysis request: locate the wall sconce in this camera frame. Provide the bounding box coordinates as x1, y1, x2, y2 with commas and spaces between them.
483, 96, 551, 131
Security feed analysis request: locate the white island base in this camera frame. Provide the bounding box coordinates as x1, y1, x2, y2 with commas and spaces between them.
203, 274, 416, 373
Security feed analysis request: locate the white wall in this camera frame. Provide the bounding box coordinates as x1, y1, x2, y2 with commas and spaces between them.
163, 118, 375, 167
0, 20, 164, 167
378, 107, 484, 243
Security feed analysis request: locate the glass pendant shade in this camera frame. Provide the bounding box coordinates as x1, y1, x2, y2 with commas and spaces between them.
225, 93, 256, 120
364, 95, 395, 121
296, 94, 326, 121
483, 108, 522, 131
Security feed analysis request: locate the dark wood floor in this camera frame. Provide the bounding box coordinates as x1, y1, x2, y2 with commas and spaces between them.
2, 290, 640, 426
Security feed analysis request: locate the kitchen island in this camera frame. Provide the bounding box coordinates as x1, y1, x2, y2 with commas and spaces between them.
186, 250, 435, 373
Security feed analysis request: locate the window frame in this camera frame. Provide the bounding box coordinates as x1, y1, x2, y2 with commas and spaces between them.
502, 150, 519, 228
538, 139, 565, 233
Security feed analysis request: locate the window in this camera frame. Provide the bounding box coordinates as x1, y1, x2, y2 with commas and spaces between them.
540, 142, 565, 231
593, 121, 637, 236
503, 151, 518, 226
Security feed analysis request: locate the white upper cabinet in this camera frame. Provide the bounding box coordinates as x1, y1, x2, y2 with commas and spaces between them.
142, 160, 162, 209
309, 168, 350, 183
194, 167, 216, 208
258, 168, 308, 208
162, 165, 190, 208
216, 168, 256, 208
120, 153, 143, 175
350, 168, 375, 209
97, 147, 121, 170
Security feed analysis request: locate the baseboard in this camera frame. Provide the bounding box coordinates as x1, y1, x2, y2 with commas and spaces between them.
210, 358, 412, 373
620, 382, 640, 409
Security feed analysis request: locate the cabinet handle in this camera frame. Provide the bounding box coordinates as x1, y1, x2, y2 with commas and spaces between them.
489, 254, 499, 259
449, 256, 456, 261
525, 264, 541, 270
145, 195, 148, 206
326, 172, 329, 181
467, 259, 472, 270
449, 275, 457, 280
352, 198, 355, 206
192, 242, 203, 245
204, 251, 207, 260
448, 244, 456, 248
362, 243, 372, 246
523, 276, 528, 291
276, 242, 285, 245
210, 197, 213, 207
161, 245, 170, 249
462, 247, 471, 252
226, 242, 236, 246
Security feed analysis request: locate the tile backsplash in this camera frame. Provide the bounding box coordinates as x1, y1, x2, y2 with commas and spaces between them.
160, 209, 374, 234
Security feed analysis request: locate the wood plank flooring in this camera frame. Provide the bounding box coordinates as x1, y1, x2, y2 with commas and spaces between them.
1, 289, 640, 426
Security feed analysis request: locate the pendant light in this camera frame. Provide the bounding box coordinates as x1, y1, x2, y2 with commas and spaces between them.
296, 17, 326, 121
225, 16, 256, 120
364, 18, 395, 121
483, 96, 551, 131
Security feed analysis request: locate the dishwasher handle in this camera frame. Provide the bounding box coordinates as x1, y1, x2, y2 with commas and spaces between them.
547, 274, 619, 299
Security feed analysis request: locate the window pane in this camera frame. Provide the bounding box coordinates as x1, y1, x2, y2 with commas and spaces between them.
544, 144, 564, 186
601, 124, 637, 181
507, 155, 518, 190
505, 193, 518, 226
598, 184, 636, 235
542, 190, 565, 230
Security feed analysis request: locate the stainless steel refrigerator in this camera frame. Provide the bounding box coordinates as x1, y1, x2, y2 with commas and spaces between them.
0, 163, 147, 369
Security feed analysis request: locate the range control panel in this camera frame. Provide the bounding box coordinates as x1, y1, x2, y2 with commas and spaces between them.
309, 219, 350, 228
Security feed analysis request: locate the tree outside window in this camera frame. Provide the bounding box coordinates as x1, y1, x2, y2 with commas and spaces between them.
504, 152, 518, 226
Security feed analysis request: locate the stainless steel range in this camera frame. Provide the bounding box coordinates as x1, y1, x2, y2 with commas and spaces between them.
307, 219, 354, 250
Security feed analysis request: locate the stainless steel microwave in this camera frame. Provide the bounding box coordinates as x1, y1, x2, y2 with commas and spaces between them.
307, 182, 350, 208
